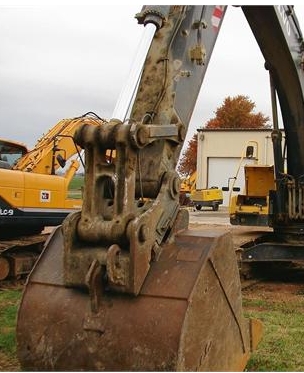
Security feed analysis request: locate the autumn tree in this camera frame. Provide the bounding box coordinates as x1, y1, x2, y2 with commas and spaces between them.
177, 95, 270, 176
205, 95, 270, 129
177, 133, 197, 177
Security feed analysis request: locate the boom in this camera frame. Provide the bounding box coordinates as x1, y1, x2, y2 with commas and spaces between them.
243, 6, 304, 179
13, 116, 88, 175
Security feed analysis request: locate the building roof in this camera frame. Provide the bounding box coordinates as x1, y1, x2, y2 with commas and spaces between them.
196, 127, 284, 132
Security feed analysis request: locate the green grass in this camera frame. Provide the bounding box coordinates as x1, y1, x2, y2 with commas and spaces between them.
244, 297, 304, 371
67, 174, 84, 199
68, 174, 84, 190
0, 289, 22, 356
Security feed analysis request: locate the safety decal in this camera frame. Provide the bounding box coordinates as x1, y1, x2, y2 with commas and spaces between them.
40, 190, 51, 202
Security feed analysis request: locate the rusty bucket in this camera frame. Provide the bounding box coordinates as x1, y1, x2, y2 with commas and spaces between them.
17, 226, 262, 371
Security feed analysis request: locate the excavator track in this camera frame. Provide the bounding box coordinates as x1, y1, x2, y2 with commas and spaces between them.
0, 233, 49, 281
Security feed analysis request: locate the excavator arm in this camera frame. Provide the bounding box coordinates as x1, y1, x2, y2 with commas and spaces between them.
63, 6, 228, 295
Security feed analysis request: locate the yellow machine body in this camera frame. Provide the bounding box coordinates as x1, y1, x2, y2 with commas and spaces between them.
230, 165, 275, 226
0, 168, 81, 210
180, 171, 223, 210
191, 187, 223, 211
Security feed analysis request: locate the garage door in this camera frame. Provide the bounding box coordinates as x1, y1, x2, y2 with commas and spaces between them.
208, 157, 255, 206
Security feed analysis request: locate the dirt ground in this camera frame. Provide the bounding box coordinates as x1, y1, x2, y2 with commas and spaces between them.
0, 351, 20, 371
243, 280, 304, 304
195, 221, 304, 303
1, 220, 304, 371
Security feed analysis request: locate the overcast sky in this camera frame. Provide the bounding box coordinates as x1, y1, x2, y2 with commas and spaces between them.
0, 1, 303, 149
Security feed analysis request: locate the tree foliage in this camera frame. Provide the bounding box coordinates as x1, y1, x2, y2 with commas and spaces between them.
205, 95, 270, 129
177, 133, 197, 177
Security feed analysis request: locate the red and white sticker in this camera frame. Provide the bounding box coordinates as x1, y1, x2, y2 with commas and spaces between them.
211, 6, 224, 31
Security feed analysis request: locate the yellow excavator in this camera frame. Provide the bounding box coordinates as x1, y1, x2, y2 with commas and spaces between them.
179, 172, 196, 205
16, 6, 271, 371
0, 112, 105, 280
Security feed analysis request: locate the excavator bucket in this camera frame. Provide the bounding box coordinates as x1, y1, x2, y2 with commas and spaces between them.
17, 224, 262, 371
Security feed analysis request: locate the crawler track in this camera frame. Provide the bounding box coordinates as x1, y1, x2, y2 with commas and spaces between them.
0, 233, 49, 281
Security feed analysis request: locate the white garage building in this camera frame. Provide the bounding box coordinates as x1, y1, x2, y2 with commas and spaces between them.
196, 128, 285, 206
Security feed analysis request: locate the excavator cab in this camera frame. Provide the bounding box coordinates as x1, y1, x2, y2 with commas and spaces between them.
16, 6, 262, 371
0, 139, 27, 169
